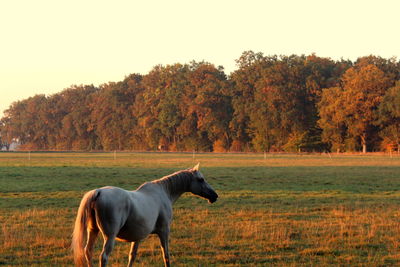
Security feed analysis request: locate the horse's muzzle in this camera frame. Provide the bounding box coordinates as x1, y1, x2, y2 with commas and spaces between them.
208, 192, 218, 203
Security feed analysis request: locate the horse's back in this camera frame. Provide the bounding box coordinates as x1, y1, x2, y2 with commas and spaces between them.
95, 186, 132, 211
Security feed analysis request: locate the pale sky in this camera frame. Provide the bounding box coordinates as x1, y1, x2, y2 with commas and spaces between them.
1, 0, 399, 116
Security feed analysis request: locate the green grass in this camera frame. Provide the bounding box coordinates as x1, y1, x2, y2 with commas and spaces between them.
1, 152, 400, 266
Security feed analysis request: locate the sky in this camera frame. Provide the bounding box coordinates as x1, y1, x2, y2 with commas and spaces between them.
1, 0, 399, 116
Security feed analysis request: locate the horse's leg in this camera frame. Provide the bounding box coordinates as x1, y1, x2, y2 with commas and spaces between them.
157, 230, 170, 267
99, 235, 116, 267
84, 228, 99, 267
127, 241, 140, 267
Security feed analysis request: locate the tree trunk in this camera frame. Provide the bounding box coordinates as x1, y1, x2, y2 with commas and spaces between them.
361, 134, 367, 154
362, 144, 367, 154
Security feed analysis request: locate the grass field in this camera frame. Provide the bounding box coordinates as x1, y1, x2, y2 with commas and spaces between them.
1, 152, 400, 266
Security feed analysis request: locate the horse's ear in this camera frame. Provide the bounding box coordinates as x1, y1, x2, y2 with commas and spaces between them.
193, 163, 200, 171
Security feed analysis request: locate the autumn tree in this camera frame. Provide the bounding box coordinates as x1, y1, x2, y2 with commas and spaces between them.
0, 118, 9, 150
6, 95, 49, 149
132, 62, 231, 152
155, 65, 189, 150
91, 75, 142, 150
377, 81, 400, 152
232, 53, 343, 152
318, 87, 348, 152
230, 51, 272, 151
356, 55, 400, 82
342, 64, 391, 152
58, 85, 99, 150
187, 62, 232, 151
133, 65, 189, 150
319, 64, 392, 153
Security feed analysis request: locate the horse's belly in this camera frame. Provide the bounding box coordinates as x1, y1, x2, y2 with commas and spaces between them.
116, 223, 153, 242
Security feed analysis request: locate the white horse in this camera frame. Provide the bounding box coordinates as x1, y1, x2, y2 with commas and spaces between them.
72, 164, 218, 267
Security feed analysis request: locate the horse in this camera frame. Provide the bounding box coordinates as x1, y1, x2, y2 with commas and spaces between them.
72, 163, 218, 267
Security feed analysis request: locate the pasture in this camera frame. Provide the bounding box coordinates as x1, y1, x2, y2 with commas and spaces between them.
1, 152, 400, 266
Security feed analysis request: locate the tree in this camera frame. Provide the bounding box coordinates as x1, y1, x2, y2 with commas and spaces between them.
91, 75, 142, 150
133, 65, 188, 150
9, 95, 49, 149
248, 55, 326, 151
58, 85, 99, 150
377, 81, 400, 152
188, 62, 232, 151
342, 64, 391, 153
318, 87, 348, 152
321, 64, 391, 153
230, 51, 275, 151
356, 55, 400, 83
156, 65, 188, 150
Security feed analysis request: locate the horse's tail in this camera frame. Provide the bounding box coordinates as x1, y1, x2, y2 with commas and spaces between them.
72, 189, 99, 266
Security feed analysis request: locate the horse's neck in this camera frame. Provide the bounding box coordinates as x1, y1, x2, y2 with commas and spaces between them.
158, 172, 191, 204
168, 189, 184, 204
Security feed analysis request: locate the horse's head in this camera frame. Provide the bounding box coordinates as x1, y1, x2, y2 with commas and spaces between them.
189, 163, 218, 203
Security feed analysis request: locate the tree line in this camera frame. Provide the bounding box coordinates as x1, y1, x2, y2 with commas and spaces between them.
1, 52, 399, 153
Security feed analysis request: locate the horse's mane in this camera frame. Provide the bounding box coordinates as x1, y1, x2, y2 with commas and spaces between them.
151, 169, 193, 194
